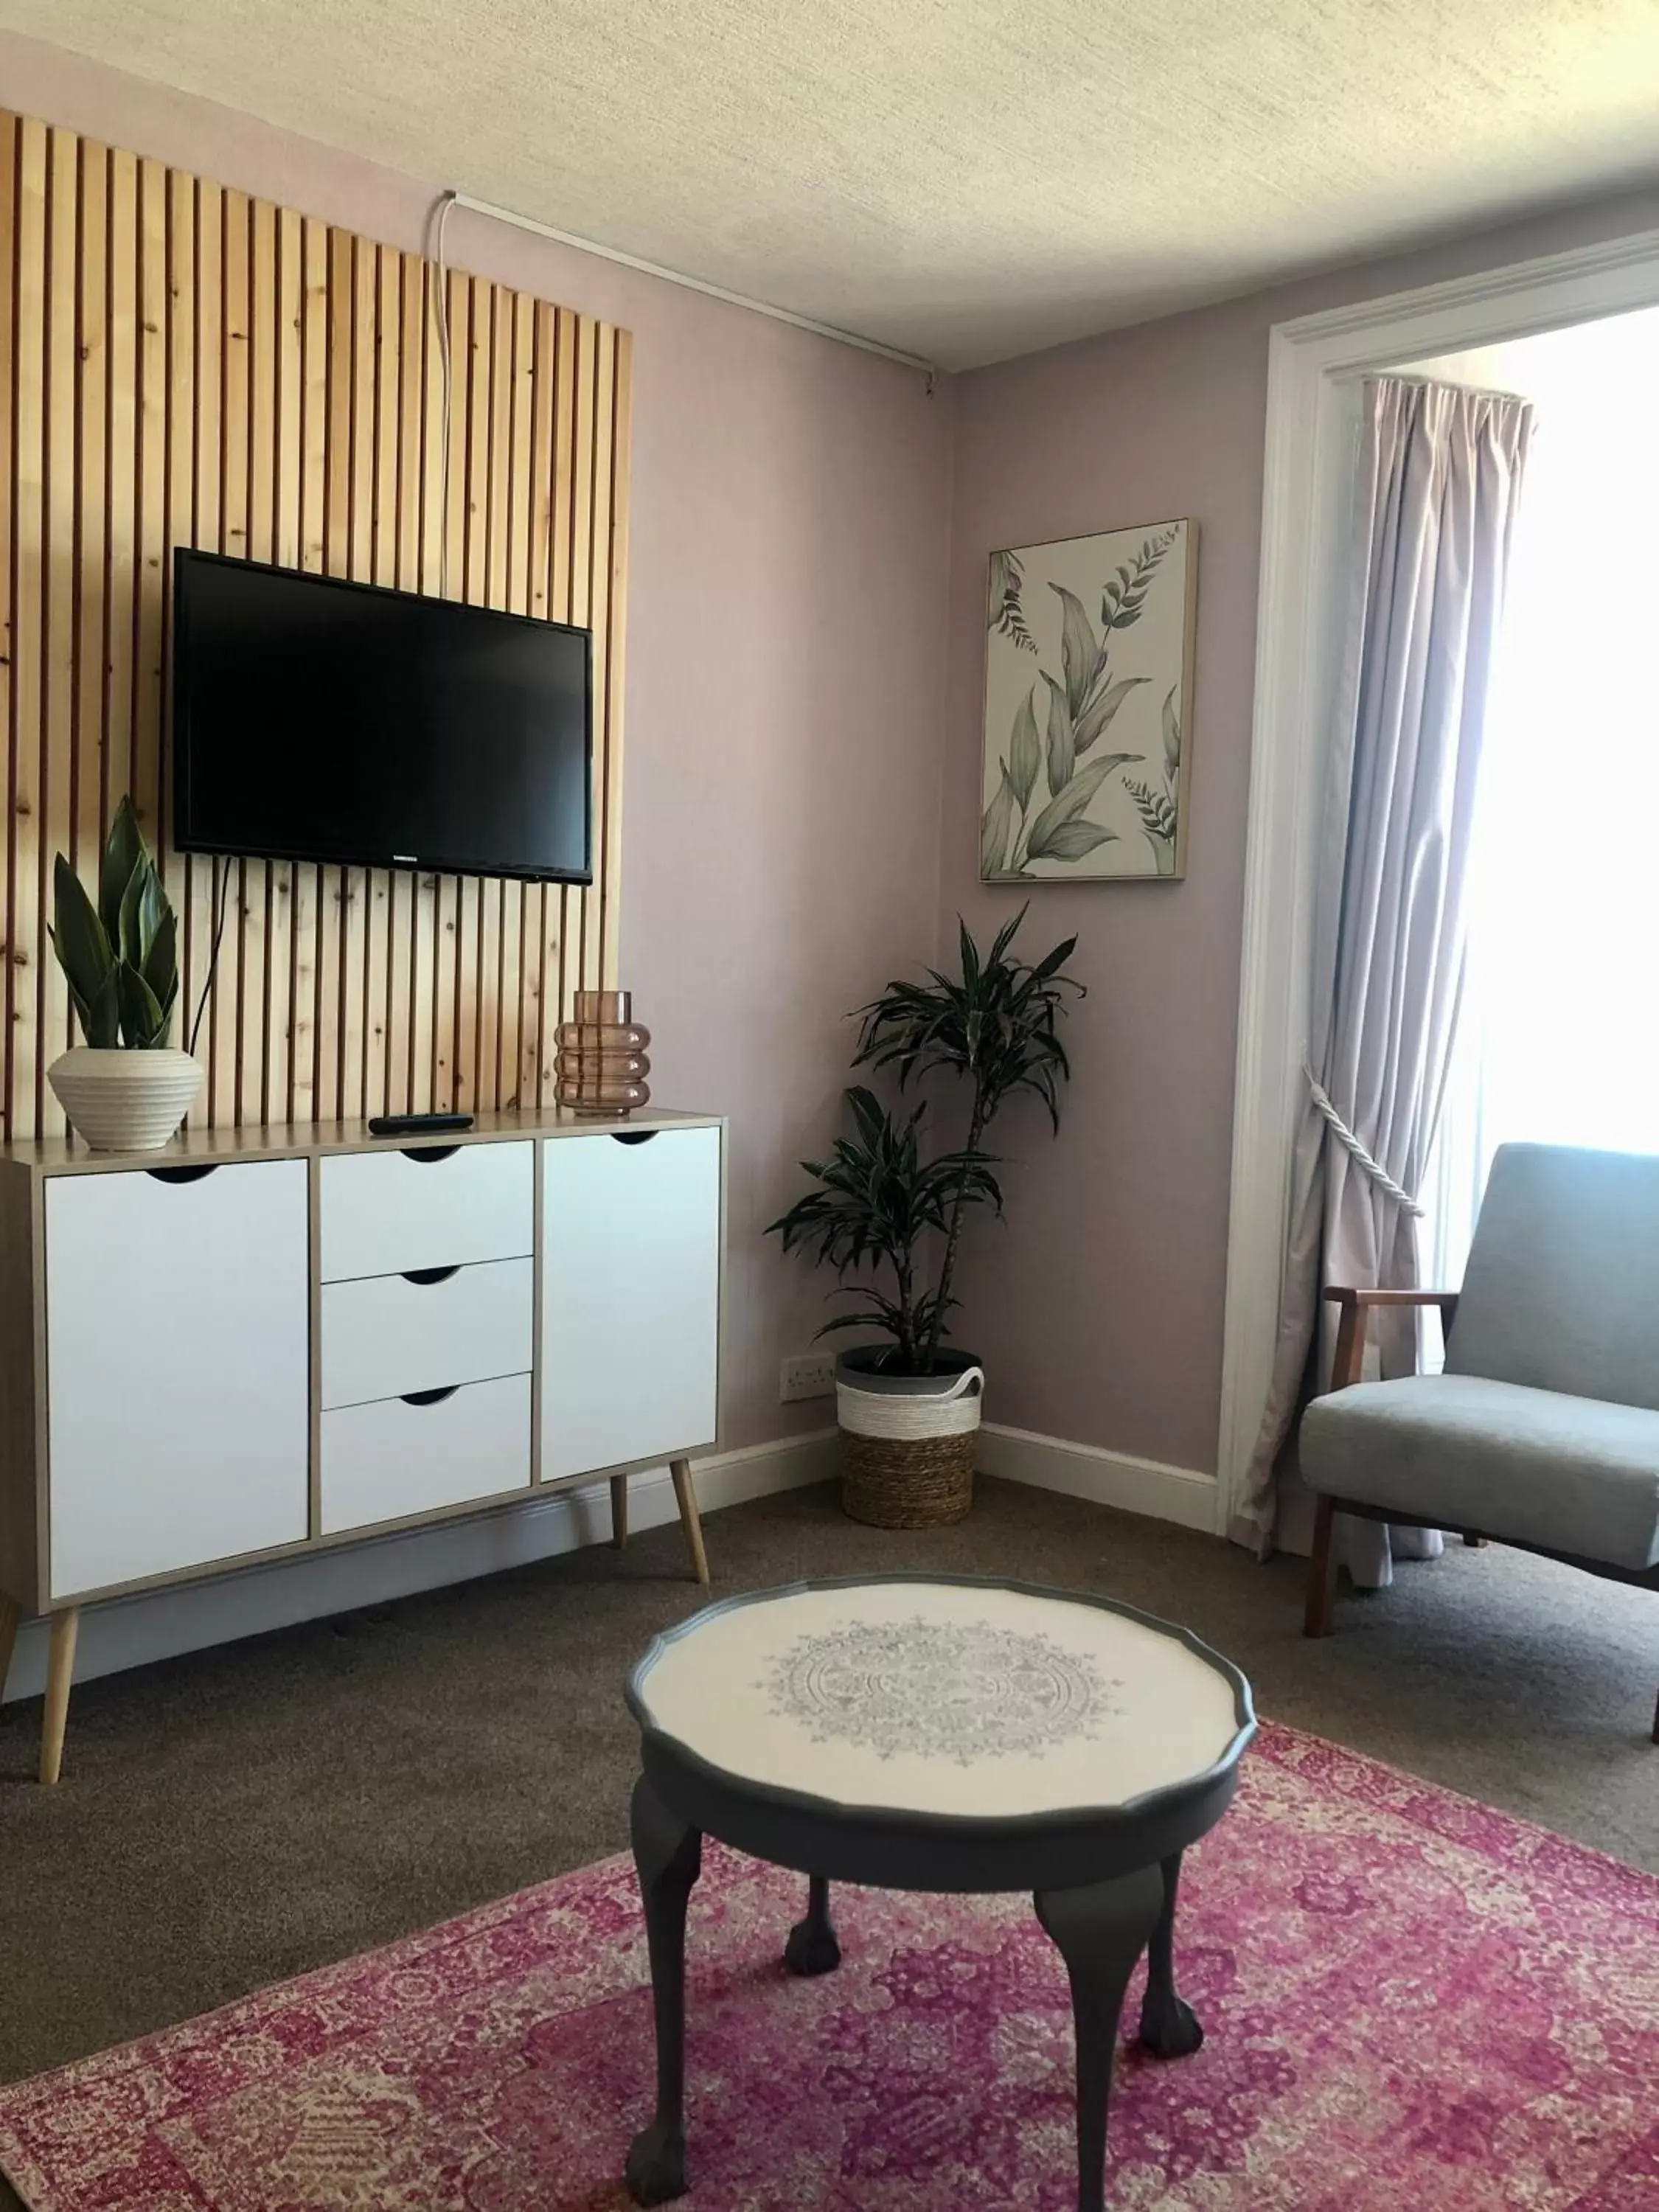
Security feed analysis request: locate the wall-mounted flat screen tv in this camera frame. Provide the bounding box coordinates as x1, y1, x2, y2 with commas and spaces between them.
172, 550, 593, 883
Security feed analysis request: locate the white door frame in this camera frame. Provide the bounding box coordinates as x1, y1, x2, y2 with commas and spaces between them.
1215, 221, 1659, 1537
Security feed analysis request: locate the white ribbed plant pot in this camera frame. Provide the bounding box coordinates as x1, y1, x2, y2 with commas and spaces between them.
835, 1348, 985, 1530
48, 1048, 204, 1152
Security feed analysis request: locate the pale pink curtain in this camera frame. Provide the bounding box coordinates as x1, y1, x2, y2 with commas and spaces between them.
1233, 375, 1535, 1582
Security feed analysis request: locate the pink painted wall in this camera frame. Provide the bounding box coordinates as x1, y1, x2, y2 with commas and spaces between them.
941, 182, 1659, 1475
10, 27, 1659, 1486
0, 29, 957, 1458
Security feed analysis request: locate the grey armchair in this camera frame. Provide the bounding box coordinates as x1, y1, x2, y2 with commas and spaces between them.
1300, 1143, 1659, 1742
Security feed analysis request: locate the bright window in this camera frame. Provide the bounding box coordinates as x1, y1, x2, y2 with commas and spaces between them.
1416, 309, 1659, 1288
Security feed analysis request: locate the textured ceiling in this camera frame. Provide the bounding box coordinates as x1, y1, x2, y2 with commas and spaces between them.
7, 0, 1659, 367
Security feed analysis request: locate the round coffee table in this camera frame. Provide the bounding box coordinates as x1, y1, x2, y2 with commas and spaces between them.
622, 1573, 1255, 2211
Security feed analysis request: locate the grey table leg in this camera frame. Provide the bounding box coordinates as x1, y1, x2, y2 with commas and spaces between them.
784, 1874, 841, 1976
625, 1775, 703, 2207
1034, 1862, 1164, 2212
1138, 1849, 1203, 2058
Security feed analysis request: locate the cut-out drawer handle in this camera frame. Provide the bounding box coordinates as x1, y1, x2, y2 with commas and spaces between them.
145, 1162, 219, 1183
401, 1144, 460, 1164
400, 1384, 461, 1407
401, 1265, 461, 1287
611, 1130, 658, 1147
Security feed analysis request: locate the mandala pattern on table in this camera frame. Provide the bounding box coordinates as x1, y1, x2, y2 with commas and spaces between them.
761, 1613, 1119, 1763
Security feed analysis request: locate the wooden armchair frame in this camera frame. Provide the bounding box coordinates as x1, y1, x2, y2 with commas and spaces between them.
1304, 1285, 1659, 1744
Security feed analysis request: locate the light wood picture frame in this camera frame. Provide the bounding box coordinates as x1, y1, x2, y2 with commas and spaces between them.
981, 518, 1197, 882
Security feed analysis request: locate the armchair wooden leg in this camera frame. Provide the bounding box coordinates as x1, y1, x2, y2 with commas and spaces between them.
40, 1607, 79, 1786
669, 1458, 710, 1589
1462, 1534, 1488, 1548
1304, 1495, 1338, 1638
611, 1472, 629, 1551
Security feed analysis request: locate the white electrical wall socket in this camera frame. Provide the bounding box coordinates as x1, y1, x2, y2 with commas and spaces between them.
780, 1353, 837, 1402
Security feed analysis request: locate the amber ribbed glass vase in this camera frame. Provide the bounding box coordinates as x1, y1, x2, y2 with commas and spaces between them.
554, 989, 652, 1116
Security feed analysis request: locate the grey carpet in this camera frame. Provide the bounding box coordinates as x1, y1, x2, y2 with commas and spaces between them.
1, 1476, 1654, 2133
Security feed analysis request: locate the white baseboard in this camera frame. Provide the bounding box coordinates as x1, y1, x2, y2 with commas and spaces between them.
978, 1423, 1220, 1533
2, 1422, 1217, 1705
1, 1431, 835, 1705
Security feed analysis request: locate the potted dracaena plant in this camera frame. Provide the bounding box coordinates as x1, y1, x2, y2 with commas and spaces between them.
46, 796, 202, 1151
770, 907, 1082, 1528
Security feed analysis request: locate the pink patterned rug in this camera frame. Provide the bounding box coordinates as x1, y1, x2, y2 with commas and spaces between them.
1, 1725, 1655, 2211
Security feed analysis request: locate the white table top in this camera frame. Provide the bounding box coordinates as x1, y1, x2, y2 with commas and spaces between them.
633, 1579, 1244, 1820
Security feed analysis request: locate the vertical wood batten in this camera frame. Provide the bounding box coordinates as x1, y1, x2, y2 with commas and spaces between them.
248, 195, 280, 1121
219, 190, 251, 1123
10, 119, 48, 1144
161, 167, 194, 1102
72, 140, 108, 888
187, 175, 222, 1101
603, 330, 632, 987
585, 321, 616, 1004
568, 315, 597, 1016
0, 106, 628, 1144
41, 128, 80, 1128
290, 215, 327, 1124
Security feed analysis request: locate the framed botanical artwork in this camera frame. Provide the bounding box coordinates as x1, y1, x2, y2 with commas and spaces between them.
980, 518, 1197, 882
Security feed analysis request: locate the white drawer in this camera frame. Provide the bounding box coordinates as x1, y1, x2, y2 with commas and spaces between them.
321, 1258, 533, 1410
320, 1373, 532, 1536
319, 1139, 533, 1281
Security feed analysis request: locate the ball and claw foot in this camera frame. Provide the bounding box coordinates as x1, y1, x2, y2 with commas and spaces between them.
784, 1914, 842, 1977
1138, 1987, 1204, 2059
625, 2120, 688, 2206
785, 1877, 841, 1977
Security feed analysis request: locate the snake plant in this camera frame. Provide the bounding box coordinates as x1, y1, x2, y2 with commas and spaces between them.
49, 796, 180, 1049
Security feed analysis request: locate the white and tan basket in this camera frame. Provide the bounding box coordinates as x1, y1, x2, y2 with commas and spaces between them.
834, 1354, 984, 1528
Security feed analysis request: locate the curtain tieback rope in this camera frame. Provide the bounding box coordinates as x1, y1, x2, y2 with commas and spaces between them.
1303, 1065, 1425, 1218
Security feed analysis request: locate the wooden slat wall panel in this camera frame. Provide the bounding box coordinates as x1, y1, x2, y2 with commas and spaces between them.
0, 107, 630, 1141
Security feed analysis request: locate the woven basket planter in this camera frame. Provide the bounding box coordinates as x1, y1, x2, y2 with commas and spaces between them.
835, 1349, 984, 1529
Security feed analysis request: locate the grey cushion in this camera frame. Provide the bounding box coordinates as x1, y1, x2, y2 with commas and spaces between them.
1301, 1372, 1659, 1572
1449, 1144, 1659, 1410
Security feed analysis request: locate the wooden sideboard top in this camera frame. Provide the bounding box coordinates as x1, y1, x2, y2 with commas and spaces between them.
0, 1105, 723, 1178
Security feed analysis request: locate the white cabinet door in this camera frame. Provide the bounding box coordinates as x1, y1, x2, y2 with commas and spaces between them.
540, 1127, 720, 1482
46, 1161, 310, 1599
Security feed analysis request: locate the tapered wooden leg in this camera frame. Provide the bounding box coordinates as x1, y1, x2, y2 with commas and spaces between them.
611, 1473, 630, 1551
669, 1459, 709, 1588
40, 1607, 80, 1787
1462, 1534, 1487, 1548
0, 1594, 19, 1710
1304, 1493, 1337, 1638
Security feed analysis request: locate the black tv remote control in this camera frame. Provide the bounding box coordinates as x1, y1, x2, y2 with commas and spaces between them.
366, 1111, 476, 1136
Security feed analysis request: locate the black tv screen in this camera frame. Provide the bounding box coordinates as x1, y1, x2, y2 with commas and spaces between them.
171, 550, 593, 883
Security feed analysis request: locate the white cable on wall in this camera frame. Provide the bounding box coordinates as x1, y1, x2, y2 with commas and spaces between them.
443, 188, 937, 383
429, 189, 459, 599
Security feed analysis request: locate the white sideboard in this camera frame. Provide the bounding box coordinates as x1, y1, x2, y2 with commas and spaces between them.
0, 1107, 723, 1782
